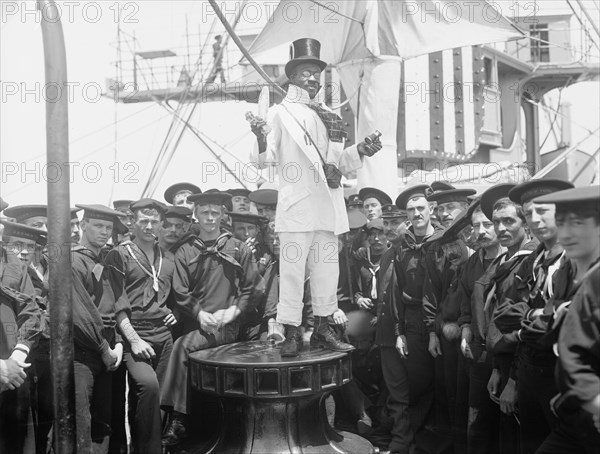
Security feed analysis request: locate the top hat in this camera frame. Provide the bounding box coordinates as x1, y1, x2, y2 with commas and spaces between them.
285, 38, 327, 78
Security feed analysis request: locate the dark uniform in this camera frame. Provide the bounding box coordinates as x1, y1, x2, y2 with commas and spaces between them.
492, 179, 574, 454
375, 204, 412, 453
160, 229, 258, 417
104, 236, 175, 454
393, 185, 442, 451
0, 243, 42, 454
536, 266, 600, 453
70, 205, 128, 453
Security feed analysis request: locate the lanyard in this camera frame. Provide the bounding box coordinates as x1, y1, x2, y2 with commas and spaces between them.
125, 244, 162, 292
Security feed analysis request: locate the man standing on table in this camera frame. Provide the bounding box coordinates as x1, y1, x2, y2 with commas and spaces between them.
250, 38, 382, 357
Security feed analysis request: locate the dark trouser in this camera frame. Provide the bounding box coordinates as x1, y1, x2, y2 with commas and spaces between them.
467, 351, 499, 454
440, 335, 469, 453
73, 348, 110, 454
496, 354, 521, 454
381, 346, 414, 453
517, 361, 558, 454
535, 406, 600, 454
161, 321, 239, 415
125, 324, 173, 454
30, 342, 53, 454
0, 377, 30, 454
404, 310, 435, 443
108, 363, 127, 454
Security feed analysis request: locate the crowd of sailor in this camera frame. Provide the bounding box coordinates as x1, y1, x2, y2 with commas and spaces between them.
0, 177, 598, 454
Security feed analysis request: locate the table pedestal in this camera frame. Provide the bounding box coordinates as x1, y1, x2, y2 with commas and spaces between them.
183, 341, 375, 454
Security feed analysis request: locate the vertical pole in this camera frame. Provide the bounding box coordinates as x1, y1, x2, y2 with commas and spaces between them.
38, 1, 76, 452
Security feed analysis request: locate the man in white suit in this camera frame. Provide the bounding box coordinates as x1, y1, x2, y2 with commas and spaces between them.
250, 38, 382, 356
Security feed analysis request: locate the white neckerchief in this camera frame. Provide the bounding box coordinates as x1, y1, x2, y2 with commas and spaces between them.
531, 249, 565, 301
125, 243, 162, 292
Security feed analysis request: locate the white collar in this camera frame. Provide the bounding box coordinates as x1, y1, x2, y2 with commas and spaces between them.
284, 84, 325, 105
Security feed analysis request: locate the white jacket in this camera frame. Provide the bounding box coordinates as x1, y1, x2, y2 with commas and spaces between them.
250, 85, 363, 235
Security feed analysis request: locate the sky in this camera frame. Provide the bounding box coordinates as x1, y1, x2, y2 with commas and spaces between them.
1, 0, 599, 206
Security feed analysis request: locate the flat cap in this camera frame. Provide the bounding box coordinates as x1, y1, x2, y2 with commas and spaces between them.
429, 181, 456, 193
533, 185, 600, 205
227, 188, 251, 198
164, 206, 193, 223
395, 184, 431, 210
3, 205, 47, 224
113, 200, 134, 213
427, 188, 476, 204
480, 183, 516, 220
130, 198, 167, 214
76, 204, 126, 223
347, 194, 363, 207
358, 187, 393, 205
380, 204, 405, 219
508, 179, 573, 205
229, 212, 269, 226
188, 191, 232, 207
249, 188, 278, 206
70, 208, 82, 220
164, 183, 201, 204
0, 220, 47, 246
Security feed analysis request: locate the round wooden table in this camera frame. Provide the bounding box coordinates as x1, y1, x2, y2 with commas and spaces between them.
188, 340, 375, 453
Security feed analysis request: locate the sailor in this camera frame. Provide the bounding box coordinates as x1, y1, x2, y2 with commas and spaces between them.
375, 203, 413, 453
229, 211, 268, 243
422, 200, 478, 453
158, 206, 193, 259
491, 179, 574, 454
458, 183, 535, 453
0, 216, 44, 453
71, 204, 127, 452
227, 188, 252, 212
359, 187, 393, 221
422, 186, 476, 410
70, 207, 82, 244
533, 186, 600, 454
249, 38, 382, 356
392, 184, 442, 450
464, 183, 537, 454
4, 205, 48, 231
163, 182, 201, 211
347, 193, 366, 216
0, 220, 48, 297
338, 210, 368, 313
428, 180, 457, 223
104, 198, 175, 454
113, 200, 135, 243
426, 186, 475, 228
248, 183, 277, 221
160, 191, 259, 446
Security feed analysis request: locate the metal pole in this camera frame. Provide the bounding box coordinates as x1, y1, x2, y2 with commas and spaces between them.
207, 0, 286, 97
37, 1, 76, 452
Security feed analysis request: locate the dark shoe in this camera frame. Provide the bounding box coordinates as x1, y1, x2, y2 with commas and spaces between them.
280, 325, 302, 357
311, 316, 355, 352
357, 411, 372, 435
162, 412, 187, 446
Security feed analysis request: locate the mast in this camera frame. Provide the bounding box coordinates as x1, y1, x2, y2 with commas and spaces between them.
37, 0, 76, 451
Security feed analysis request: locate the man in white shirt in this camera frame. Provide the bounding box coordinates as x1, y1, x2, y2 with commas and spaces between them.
250, 38, 382, 356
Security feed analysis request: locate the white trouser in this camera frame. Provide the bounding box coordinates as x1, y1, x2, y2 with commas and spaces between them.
276, 230, 340, 326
